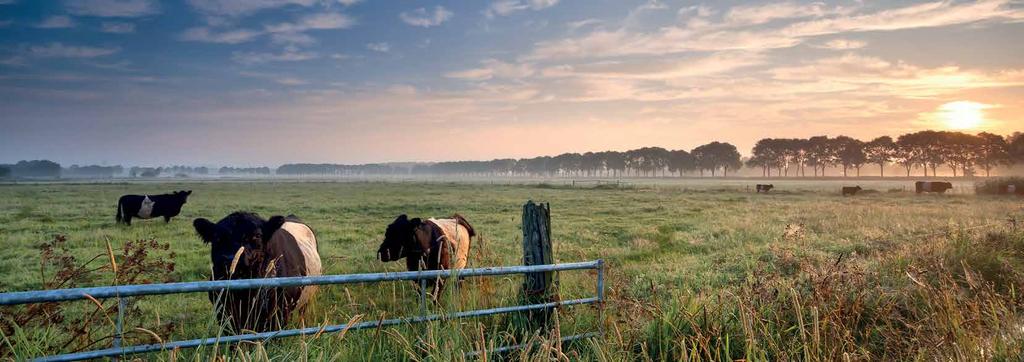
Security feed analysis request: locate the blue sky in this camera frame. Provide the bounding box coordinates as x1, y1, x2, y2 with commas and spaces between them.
1, 0, 1022, 166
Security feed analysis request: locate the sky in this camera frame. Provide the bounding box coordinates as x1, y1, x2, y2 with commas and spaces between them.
0, 0, 1022, 166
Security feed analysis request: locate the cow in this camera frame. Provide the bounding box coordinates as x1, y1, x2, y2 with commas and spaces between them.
916, 181, 953, 194
193, 212, 322, 332
842, 186, 862, 196
378, 214, 475, 297
116, 190, 192, 225
756, 184, 774, 193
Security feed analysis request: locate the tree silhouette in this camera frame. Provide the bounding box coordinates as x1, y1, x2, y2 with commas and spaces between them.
863, 136, 895, 177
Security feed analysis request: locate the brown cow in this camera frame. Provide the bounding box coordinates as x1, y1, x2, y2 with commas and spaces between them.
193, 212, 321, 332
842, 186, 862, 196
378, 214, 475, 295
916, 181, 953, 194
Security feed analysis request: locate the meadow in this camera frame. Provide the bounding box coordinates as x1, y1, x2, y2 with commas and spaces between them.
1, 179, 1023, 360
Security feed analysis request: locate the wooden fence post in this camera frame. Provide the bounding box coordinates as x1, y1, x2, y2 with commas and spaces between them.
522, 200, 555, 331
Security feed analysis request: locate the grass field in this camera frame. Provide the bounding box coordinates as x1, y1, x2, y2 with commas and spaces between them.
1, 179, 1023, 360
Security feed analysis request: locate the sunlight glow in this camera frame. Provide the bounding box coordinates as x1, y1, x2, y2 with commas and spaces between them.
936, 101, 988, 130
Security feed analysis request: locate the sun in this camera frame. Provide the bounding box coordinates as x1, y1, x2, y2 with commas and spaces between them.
936, 101, 988, 130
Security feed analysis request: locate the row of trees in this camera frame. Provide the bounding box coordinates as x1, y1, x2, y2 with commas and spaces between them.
748, 131, 1024, 178
3, 130, 1021, 179
0, 160, 62, 178
218, 166, 271, 175
278, 141, 745, 177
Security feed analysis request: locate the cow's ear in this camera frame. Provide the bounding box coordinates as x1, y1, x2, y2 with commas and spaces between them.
193, 218, 218, 244
409, 218, 422, 227
395, 214, 408, 223
185, 190, 192, 196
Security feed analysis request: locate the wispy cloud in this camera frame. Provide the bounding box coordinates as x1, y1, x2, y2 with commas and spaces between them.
446, 59, 535, 80
270, 32, 316, 46
400, 6, 453, 27
185, 0, 316, 17
528, 0, 1024, 60
366, 42, 390, 52
566, 18, 601, 31
814, 39, 866, 50
232, 47, 318, 64
29, 43, 120, 58
265, 12, 355, 33
36, 16, 76, 29
100, 21, 135, 33
65, 0, 160, 17
179, 26, 261, 44
485, 0, 559, 18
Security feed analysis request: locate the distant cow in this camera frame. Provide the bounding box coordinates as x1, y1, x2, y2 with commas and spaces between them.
116, 190, 192, 225
756, 184, 774, 193
842, 186, 862, 196
916, 181, 953, 194
194, 212, 321, 332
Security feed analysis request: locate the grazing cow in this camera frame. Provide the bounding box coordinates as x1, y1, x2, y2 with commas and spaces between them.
842, 186, 862, 196
193, 212, 321, 332
116, 191, 192, 225
756, 184, 774, 193
378, 214, 475, 294
915, 181, 953, 194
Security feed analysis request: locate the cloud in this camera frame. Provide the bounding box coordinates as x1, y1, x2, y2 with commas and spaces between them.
366, 42, 390, 52
271, 32, 316, 46
65, 0, 160, 17
36, 15, 77, 29
275, 77, 307, 86
724, 2, 850, 26
100, 21, 135, 33
29, 43, 120, 58
566, 18, 600, 31
185, 0, 317, 17
446, 59, 535, 80
232, 47, 318, 64
266, 12, 355, 33
528, 0, 1024, 60
485, 0, 559, 18
400, 6, 453, 27
179, 27, 261, 44
814, 39, 866, 50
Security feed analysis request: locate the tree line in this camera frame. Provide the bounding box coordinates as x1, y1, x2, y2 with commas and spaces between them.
277, 130, 1023, 178
3, 130, 1022, 179
748, 131, 1024, 178
277, 141, 746, 177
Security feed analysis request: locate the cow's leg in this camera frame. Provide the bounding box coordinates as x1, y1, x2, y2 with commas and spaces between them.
164, 216, 172, 223
124, 215, 132, 225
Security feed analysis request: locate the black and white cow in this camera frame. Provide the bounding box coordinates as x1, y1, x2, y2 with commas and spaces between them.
116, 190, 192, 225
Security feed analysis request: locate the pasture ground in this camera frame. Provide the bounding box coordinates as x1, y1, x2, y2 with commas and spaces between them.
1, 179, 1023, 360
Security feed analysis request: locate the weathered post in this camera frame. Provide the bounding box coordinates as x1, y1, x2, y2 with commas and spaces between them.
522, 200, 555, 331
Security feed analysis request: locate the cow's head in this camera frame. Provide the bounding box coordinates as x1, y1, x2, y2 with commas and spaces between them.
194, 212, 268, 280
378, 214, 420, 262
174, 190, 192, 202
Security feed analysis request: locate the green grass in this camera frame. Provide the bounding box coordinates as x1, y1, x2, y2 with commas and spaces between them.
1, 180, 1022, 360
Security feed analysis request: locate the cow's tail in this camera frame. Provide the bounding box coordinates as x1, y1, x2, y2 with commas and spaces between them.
116, 201, 123, 223
452, 213, 476, 238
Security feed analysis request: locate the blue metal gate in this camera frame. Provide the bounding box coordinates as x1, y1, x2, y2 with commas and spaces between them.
0, 260, 605, 361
